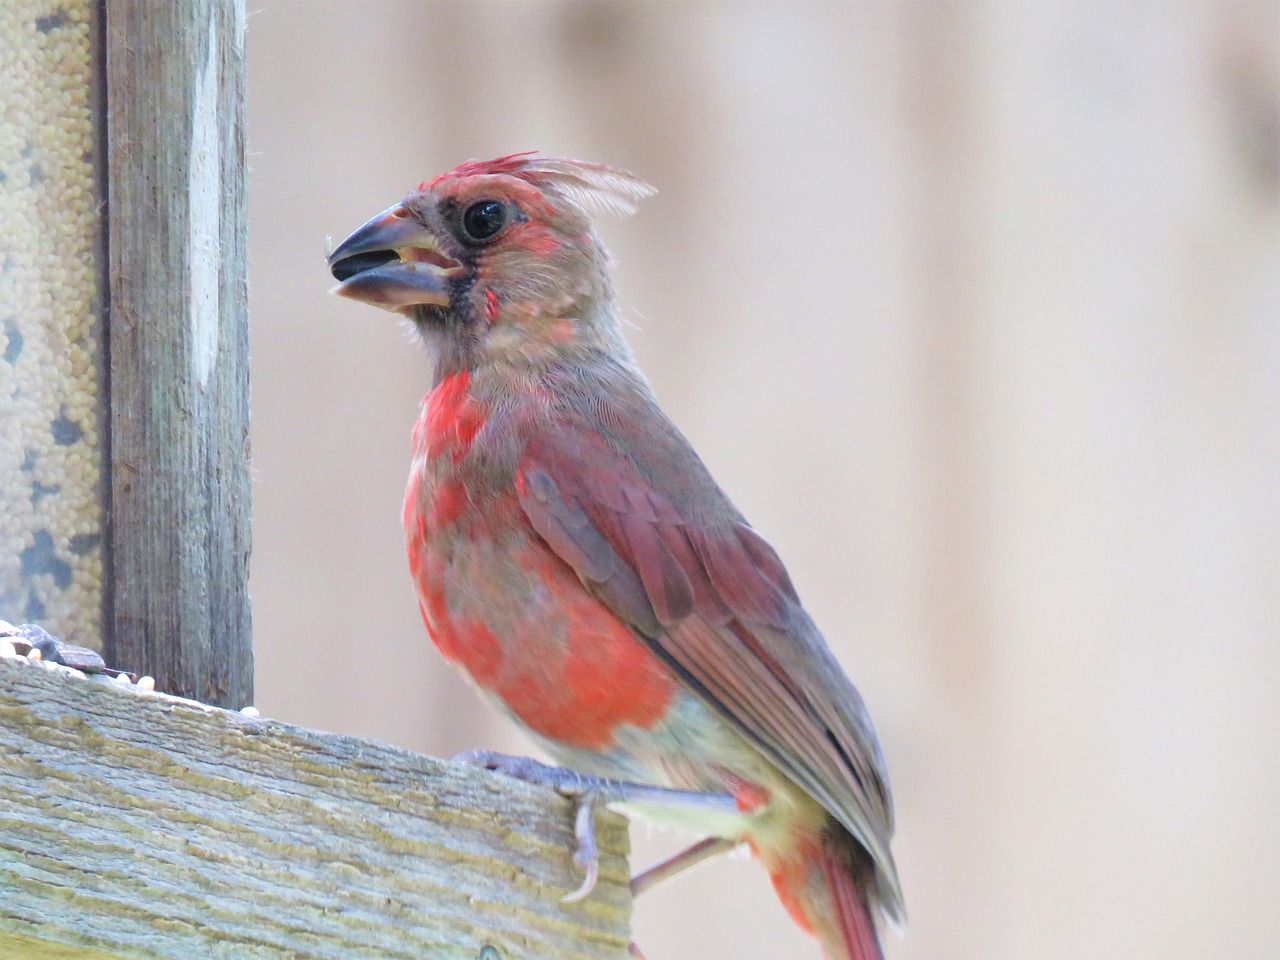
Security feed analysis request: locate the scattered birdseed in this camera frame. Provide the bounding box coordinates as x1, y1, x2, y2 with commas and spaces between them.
0, 2, 104, 647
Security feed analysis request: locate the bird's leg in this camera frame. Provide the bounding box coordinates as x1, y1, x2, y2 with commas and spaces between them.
629, 836, 741, 897
454, 750, 738, 902
625, 837, 742, 960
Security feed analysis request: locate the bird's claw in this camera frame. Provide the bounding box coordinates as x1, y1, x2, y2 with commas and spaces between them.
453, 750, 577, 791
453, 750, 605, 901
561, 789, 604, 902
453, 750, 739, 904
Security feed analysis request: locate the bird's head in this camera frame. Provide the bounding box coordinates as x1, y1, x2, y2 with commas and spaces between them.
328, 152, 654, 365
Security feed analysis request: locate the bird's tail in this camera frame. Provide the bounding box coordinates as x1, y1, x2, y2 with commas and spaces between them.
759, 827, 883, 960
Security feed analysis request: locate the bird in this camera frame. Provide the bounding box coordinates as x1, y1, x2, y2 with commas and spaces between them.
327, 153, 903, 960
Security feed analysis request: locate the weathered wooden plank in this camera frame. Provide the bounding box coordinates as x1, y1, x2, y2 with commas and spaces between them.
104, 0, 252, 705
0, 658, 632, 959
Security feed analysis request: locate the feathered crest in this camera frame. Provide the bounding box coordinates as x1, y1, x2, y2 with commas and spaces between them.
427, 152, 656, 218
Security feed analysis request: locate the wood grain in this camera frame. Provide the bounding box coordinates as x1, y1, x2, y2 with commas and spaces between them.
0, 658, 632, 959
104, 0, 252, 705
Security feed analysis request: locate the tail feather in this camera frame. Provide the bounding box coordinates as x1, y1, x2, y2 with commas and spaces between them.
820, 838, 883, 960
763, 830, 884, 960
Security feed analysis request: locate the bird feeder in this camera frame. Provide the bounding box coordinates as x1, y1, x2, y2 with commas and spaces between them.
0, 1, 252, 706
1, 3, 103, 650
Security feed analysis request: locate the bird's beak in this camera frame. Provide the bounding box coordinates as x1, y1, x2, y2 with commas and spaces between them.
327, 203, 462, 312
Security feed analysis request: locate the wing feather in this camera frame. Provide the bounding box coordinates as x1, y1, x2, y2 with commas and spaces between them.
515, 403, 904, 919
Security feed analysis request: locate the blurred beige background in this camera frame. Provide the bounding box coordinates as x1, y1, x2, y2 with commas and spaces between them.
246, 3, 1280, 959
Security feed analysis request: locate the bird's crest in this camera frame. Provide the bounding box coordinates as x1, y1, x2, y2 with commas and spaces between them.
424, 152, 656, 218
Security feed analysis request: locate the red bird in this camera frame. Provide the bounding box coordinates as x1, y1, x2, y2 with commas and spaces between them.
328, 154, 903, 960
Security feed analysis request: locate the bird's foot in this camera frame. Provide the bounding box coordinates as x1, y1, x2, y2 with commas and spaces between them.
454, 750, 738, 903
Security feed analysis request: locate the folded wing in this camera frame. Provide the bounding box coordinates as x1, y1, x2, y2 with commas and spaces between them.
515, 403, 904, 920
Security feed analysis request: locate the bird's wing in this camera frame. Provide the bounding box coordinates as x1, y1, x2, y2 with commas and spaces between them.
515, 399, 903, 918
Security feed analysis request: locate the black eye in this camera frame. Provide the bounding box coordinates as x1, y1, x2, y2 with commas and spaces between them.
461, 200, 507, 243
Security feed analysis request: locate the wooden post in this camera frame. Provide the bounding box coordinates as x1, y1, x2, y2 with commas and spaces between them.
104, 0, 253, 706
0, 658, 633, 959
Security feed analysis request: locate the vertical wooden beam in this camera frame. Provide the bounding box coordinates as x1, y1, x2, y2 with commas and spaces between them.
104, 0, 252, 706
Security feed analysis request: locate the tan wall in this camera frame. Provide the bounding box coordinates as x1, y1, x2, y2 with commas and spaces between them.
246, 4, 1280, 958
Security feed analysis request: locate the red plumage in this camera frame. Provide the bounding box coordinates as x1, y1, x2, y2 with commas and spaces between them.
331, 154, 903, 959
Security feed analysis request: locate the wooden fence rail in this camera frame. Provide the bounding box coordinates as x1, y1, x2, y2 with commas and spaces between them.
0, 658, 632, 959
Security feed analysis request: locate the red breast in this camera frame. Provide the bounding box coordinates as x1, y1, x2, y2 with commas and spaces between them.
403, 375, 679, 751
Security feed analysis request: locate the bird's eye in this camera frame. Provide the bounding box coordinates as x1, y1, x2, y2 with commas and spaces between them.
460, 200, 507, 243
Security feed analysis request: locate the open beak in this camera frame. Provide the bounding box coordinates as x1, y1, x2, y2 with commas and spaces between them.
327, 203, 462, 312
